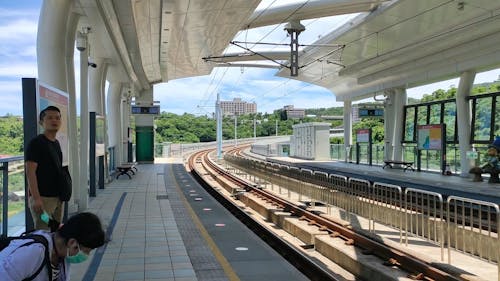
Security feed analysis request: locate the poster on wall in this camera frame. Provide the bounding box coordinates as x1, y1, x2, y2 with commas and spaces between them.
38, 82, 70, 166
356, 129, 370, 143
96, 115, 105, 156
417, 124, 442, 150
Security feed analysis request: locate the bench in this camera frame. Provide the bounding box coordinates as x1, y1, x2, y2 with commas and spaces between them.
382, 160, 415, 172
116, 162, 138, 179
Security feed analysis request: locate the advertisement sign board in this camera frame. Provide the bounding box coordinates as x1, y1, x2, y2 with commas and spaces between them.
356, 129, 370, 143
417, 124, 443, 150
38, 82, 70, 166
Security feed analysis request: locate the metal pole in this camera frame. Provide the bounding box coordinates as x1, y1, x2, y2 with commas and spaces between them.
216, 92, 223, 159
2, 162, 8, 235
89, 112, 96, 197
253, 116, 256, 141
234, 114, 238, 147
78, 35, 89, 211
276, 119, 278, 136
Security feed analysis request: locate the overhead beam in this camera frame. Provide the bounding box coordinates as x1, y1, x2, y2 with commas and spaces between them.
357, 31, 500, 85
93, 0, 148, 90
339, 12, 500, 78
204, 51, 291, 63
245, 0, 388, 29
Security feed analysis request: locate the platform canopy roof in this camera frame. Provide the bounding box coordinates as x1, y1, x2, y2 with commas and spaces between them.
74, 0, 500, 101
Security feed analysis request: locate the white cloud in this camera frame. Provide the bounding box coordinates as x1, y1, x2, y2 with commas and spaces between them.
0, 19, 37, 41
2, 0, 500, 119
0, 80, 24, 116
0, 64, 38, 78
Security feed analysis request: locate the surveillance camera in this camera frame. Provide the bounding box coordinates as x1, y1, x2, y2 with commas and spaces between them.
88, 62, 97, 68
76, 33, 87, 51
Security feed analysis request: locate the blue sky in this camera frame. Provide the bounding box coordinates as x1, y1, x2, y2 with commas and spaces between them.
1, 0, 500, 116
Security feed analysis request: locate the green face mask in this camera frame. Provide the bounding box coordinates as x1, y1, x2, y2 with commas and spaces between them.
66, 244, 89, 264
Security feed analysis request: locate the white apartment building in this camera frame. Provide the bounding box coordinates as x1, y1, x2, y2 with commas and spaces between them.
220, 98, 257, 116
283, 105, 305, 119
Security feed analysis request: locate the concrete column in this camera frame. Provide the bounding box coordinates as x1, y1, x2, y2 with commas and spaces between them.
343, 100, 353, 162
392, 88, 407, 161
384, 90, 396, 160
37, 0, 73, 90
121, 96, 131, 163
88, 57, 106, 114
88, 58, 109, 180
107, 82, 123, 167
456, 70, 476, 177
100, 66, 110, 180
78, 38, 89, 211
134, 88, 154, 127
64, 12, 80, 213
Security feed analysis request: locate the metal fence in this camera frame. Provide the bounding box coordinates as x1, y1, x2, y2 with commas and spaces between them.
447, 196, 499, 280
371, 182, 403, 242
223, 155, 497, 266
1, 156, 25, 236
404, 188, 445, 260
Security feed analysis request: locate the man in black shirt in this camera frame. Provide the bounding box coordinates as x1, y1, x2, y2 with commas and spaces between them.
26, 106, 65, 230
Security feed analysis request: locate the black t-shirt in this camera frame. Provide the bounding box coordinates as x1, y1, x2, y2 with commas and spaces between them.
25, 134, 62, 197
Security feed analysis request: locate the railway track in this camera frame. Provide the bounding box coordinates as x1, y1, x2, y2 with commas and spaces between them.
187, 148, 464, 281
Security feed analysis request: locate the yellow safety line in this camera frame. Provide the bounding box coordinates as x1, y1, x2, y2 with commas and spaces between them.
170, 165, 241, 281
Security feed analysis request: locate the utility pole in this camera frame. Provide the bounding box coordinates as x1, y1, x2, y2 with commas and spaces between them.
276, 119, 278, 136
216, 93, 222, 159
234, 114, 238, 147
284, 20, 305, 77
253, 116, 256, 142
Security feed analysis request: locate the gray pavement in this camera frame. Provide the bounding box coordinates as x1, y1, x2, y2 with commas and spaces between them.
70, 159, 199, 281
61, 152, 500, 281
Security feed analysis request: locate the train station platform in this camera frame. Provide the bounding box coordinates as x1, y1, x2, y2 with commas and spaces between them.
69, 158, 309, 281
240, 149, 499, 281
247, 152, 500, 205
64, 152, 500, 281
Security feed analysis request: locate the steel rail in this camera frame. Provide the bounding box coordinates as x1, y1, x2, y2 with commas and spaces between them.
187, 149, 342, 281
217, 148, 463, 281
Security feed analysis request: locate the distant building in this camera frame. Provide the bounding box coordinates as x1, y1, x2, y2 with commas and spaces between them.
220, 98, 256, 116
284, 105, 305, 119
352, 104, 360, 123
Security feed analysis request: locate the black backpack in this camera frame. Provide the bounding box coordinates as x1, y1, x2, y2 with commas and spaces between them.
0, 234, 52, 281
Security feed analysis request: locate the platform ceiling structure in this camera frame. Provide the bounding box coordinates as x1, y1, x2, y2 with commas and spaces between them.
72, 0, 386, 95
73, 0, 500, 102
278, 0, 500, 101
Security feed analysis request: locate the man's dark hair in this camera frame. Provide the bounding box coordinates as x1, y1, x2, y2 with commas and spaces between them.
39, 106, 61, 121
58, 212, 106, 249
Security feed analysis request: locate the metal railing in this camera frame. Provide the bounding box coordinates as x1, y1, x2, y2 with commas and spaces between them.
330, 143, 468, 174
223, 155, 498, 266
1, 155, 25, 236
404, 188, 445, 261
447, 196, 499, 280
371, 182, 403, 242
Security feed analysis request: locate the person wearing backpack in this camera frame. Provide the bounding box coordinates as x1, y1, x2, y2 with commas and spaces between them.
0, 212, 106, 281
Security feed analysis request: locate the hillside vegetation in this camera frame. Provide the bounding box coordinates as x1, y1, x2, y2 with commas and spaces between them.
1, 82, 499, 156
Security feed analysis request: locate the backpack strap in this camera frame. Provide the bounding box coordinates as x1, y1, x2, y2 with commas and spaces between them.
13, 234, 52, 281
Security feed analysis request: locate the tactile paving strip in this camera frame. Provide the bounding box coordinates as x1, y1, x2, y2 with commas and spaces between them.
164, 164, 230, 281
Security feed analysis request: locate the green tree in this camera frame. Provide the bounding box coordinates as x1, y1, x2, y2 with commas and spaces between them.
0, 116, 24, 155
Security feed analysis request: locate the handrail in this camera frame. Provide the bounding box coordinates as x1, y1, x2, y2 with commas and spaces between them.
0, 155, 24, 163
1, 155, 24, 235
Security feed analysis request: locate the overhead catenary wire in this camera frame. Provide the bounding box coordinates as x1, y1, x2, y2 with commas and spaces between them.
198, 0, 312, 112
